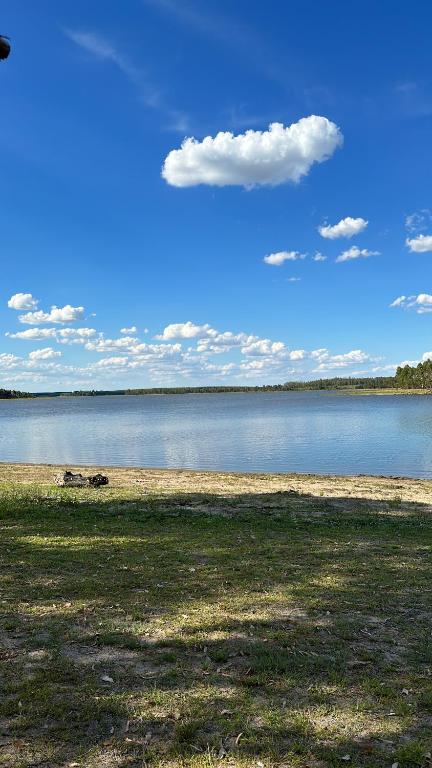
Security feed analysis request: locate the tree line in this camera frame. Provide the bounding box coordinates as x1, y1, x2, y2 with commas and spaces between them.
0, 388, 34, 399
395, 360, 432, 389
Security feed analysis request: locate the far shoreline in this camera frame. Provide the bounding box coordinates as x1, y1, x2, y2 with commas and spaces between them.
2, 386, 432, 400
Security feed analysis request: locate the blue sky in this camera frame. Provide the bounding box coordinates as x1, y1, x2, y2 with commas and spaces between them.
1, 0, 432, 391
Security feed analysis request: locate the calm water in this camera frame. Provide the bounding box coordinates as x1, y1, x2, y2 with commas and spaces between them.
1, 391, 432, 477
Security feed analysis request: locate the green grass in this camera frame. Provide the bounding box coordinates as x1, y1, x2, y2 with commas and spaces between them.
1, 479, 432, 767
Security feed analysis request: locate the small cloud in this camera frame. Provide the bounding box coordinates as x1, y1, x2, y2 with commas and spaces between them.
319, 216, 368, 239
286, 277, 301, 282
391, 293, 432, 314
390, 295, 407, 308
264, 251, 306, 266
313, 252, 327, 262
405, 209, 432, 233
156, 321, 211, 340
406, 234, 432, 253
336, 246, 379, 263
120, 326, 137, 334
162, 116, 343, 188
8, 293, 39, 310
29, 347, 62, 361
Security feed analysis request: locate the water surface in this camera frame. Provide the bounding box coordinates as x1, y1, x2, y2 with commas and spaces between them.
1, 391, 432, 477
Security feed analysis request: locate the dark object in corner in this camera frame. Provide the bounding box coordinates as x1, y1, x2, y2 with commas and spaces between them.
0, 36, 11, 61
54, 470, 109, 488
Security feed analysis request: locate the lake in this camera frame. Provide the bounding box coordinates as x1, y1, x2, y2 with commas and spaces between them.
1, 391, 432, 477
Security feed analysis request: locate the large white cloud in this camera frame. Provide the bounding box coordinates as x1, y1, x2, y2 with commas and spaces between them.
406, 235, 432, 253
7, 293, 39, 310
336, 246, 379, 263
19, 305, 85, 325
162, 116, 343, 188
263, 251, 306, 266
319, 217, 368, 239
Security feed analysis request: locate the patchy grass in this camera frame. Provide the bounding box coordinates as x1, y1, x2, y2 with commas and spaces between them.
1, 466, 432, 767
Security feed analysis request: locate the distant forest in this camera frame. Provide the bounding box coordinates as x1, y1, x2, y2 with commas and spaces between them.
42, 376, 398, 396
3, 362, 432, 399
0, 388, 34, 399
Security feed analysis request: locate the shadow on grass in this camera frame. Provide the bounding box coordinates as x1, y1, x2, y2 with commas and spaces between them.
1, 484, 432, 767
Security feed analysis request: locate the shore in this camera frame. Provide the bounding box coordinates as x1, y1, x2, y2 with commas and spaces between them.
1, 460, 432, 506
1, 464, 432, 767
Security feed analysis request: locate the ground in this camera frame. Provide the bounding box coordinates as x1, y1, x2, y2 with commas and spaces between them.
1, 463, 432, 768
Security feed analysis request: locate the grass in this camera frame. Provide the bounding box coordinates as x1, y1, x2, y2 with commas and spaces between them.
1, 466, 432, 767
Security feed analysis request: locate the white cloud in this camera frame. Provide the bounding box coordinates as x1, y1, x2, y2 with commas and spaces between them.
312, 348, 377, 371
120, 326, 137, 334
335, 246, 379, 263
405, 210, 432, 233
162, 115, 343, 188
8, 293, 39, 310
94, 356, 129, 368
156, 321, 211, 340
287, 277, 301, 282
196, 331, 257, 354
28, 347, 62, 361
391, 293, 432, 314
390, 295, 407, 307
263, 250, 306, 266
319, 216, 368, 239
406, 234, 432, 253
6, 328, 58, 341
313, 252, 327, 262
19, 305, 85, 325
0, 353, 21, 369
58, 328, 98, 344
85, 336, 139, 353
241, 339, 286, 356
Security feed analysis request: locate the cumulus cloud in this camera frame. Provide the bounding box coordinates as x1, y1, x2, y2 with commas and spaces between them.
318, 216, 368, 239
335, 246, 379, 263
85, 336, 139, 353
94, 356, 129, 368
58, 328, 98, 344
241, 339, 285, 356
263, 251, 306, 266
6, 328, 58, 341
29, 347, 62, 361
0, 353, 21, 369
162, 116, 343, 188
313, 252, 327, 262
196, 331, 257, 354
312, 348, 377, 371
19, 305, 85, 325
156, 321, 211, 340
120, 326, 137, 334
8, 293, 39, 310
406, 234, 432, 253
390, 293, 432, 314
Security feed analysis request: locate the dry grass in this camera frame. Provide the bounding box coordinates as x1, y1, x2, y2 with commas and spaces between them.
1, 464, 432, 767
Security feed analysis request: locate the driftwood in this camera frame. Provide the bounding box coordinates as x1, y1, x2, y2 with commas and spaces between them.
54, 471, 108, 488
